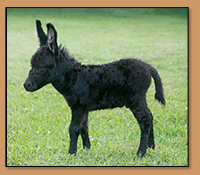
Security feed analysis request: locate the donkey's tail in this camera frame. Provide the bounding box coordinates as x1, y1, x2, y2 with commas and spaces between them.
150, 66, 165, 105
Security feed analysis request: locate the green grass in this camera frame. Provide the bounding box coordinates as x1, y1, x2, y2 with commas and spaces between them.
7, 8, 188, 166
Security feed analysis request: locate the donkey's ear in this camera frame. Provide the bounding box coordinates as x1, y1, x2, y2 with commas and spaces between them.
47, 23, 58, 56
36, 20, 47, 46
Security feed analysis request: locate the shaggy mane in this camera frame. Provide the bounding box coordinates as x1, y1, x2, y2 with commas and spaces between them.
58, 45, 80, 66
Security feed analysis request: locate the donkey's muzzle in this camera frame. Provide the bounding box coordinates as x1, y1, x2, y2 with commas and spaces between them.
23, 78, 37, 92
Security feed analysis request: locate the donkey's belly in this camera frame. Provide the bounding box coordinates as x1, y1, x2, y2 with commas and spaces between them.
89, 93, 126, 111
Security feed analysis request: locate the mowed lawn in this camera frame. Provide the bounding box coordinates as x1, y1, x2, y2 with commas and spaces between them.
7, 8, 188, 166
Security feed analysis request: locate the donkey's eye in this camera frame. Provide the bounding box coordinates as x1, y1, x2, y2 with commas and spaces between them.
39, 68, 47, 73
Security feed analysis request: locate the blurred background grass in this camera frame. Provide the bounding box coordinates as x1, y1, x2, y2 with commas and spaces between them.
7, 7, 188, 18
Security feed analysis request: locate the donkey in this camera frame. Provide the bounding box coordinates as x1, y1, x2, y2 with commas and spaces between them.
24, 20, 165, 157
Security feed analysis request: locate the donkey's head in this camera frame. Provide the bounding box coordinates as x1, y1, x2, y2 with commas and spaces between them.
24, 20, 59, 92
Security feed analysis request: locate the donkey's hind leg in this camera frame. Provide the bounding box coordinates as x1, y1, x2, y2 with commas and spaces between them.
129, 97, 154, 157
147, 112, 155, 150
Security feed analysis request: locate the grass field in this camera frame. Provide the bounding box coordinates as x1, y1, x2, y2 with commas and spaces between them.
7, 8, 188, 166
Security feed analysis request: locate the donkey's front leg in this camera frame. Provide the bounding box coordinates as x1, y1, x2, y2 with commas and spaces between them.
68, 108, 87, 155
80, 113, 91, 149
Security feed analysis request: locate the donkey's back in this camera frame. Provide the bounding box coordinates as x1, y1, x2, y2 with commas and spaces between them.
74, 58, 156, 111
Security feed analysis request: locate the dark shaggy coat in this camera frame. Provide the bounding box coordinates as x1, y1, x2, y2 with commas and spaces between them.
24, 20, 165, 157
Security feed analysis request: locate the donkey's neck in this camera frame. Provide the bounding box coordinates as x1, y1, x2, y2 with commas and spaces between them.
52, 48, 81, 95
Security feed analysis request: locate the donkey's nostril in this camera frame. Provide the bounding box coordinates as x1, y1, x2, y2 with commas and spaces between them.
24, 81, 32, 88
24, 79, 33, 91
24, 79, 37, 92
26, 82, 32, 87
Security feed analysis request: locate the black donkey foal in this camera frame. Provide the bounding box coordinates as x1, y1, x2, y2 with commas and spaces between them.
24, 20, 165, 157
